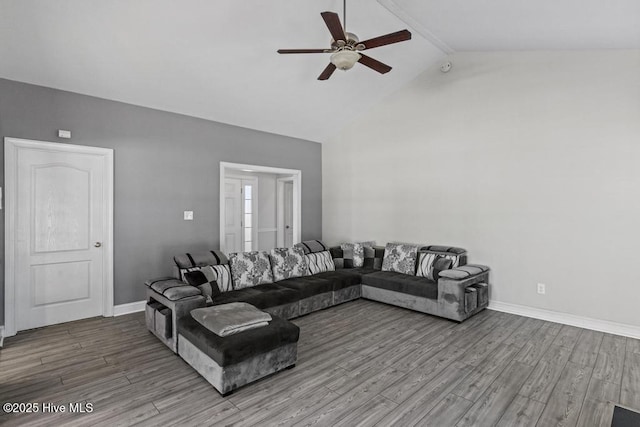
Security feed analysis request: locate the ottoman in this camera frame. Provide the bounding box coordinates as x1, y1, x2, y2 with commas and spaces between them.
177, 309, 300, 396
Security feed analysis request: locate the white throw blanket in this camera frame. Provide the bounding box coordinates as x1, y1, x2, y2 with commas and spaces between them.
191, 302, 272, 337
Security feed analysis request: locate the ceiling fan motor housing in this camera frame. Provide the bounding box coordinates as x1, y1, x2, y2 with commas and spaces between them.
332, 32, 364, 50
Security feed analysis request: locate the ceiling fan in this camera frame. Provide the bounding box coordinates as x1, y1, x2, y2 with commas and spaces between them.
277, 0, 412, 80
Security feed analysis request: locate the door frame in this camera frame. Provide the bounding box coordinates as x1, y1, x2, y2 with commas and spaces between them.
4, 137, 114, 337
220, 162, 301, 253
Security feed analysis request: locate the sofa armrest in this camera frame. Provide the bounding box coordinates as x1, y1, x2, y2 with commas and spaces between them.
145, 277, 202, 301
145, 279, 207, 353
437, 264, 490, 321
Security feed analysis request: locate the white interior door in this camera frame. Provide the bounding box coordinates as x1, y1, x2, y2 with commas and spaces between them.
224, 178, 242, 253
283, 182, 294, 247
8, 139, 112, 332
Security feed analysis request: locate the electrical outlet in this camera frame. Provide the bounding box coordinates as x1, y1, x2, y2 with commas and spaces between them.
537, 283, 546, 295
183, 211, 194, 221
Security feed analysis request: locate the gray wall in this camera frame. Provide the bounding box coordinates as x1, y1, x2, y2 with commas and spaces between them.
0, 78, 322, 323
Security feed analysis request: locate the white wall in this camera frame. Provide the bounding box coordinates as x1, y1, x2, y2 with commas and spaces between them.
323, 50, 640, 327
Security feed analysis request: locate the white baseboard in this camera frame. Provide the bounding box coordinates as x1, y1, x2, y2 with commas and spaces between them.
489, 300, 640, 340
0, 326, 5, 347
113, 300, 146, 316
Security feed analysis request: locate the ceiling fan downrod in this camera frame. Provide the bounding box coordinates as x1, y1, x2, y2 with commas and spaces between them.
343, 0, 347, 34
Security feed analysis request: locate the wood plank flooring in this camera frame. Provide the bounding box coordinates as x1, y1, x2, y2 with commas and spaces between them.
1, 299, 639, 426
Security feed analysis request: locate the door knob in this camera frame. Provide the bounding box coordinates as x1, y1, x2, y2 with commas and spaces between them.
285, 225, 290, 229
94, 242, 102, 248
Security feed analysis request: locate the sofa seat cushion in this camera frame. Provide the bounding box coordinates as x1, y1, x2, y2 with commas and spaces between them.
178, 314, 299, 366
278, 276, 334, 298
362, 271, 438, 300
211, 284, 300, 309
353, 267, 379, 275
313, 269, 363, 291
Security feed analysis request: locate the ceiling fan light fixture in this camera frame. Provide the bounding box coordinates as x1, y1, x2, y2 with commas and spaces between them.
330, 50, 361, 70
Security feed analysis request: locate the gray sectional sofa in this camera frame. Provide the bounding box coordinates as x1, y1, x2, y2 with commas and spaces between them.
145, 241, 489, 350
144, 240, 489, 395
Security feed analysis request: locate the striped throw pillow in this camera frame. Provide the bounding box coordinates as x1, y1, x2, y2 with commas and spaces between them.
305, 251, 336, 275
183, 264, 233, 296
416, 252, 461, 280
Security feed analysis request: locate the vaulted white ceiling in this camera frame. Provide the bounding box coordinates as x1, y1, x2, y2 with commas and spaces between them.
381, 0, 640, 52
1, 1, 638, 143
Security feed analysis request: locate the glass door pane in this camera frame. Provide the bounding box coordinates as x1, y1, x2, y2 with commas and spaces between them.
243, 183, 253, 252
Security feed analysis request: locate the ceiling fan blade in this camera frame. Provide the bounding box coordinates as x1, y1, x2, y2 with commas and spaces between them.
277, 49, 331, 54
358, 54, 392, 74
359, 29, 412, 50
318, 63, 337, 80
321, 11, 346, 42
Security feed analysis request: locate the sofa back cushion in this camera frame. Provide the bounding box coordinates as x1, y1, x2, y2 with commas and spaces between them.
340, 243, 365, 267
363, 246, 385, 270
174, 250, 229, 282
174, 250, 228, 270
183, 264, 233, 303
305, 251, 336, 275
381, 243, 420, 275
294, 240, 329, 254
269, 247, 308, 282
415, 253, 454, 281
229, 251, 274, 289
419, 245, 467, 267
330, 241, 377, 269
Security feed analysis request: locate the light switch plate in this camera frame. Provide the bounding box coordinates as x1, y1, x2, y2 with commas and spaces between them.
58, 129, 71, 139
184, 211, 194, 221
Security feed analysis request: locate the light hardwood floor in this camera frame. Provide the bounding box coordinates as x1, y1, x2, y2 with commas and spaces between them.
1, 299, 639, 426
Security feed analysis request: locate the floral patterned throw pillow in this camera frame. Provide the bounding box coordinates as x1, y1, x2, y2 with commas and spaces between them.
229, 251, 274, 289
269, 247, 308, 282
381, 243, 419, 275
